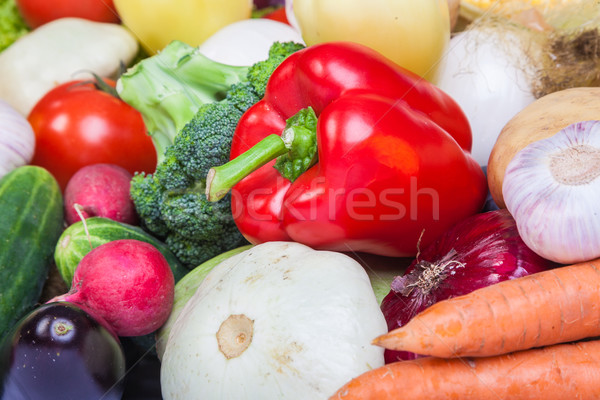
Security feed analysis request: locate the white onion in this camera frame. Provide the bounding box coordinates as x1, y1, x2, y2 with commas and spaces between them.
198, 19, 305, 67
436, 26, 537, 166
0, 99, 35, 179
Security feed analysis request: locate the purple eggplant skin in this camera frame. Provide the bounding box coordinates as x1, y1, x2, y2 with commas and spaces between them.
0, 302, 126, 400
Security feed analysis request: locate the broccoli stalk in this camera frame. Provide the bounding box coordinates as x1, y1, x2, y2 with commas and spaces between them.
129, 41, 306, 269
117, 40, 251, 162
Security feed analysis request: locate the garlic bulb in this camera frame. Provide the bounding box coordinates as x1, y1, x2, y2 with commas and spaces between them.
503, 120, 600, 264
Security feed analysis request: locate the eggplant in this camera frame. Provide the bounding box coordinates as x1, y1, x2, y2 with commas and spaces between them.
0, 302, 126, 400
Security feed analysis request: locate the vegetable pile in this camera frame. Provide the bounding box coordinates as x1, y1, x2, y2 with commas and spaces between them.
0, 1, 600, 399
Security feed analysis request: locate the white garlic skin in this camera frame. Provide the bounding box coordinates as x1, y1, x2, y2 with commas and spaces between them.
502, 120, 600, 264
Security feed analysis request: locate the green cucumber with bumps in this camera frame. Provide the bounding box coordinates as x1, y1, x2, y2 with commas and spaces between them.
54, 217, 189, 285
0, 166, 64, 337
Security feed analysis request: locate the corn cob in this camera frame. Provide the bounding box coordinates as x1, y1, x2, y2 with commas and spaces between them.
460, 0, 569, 21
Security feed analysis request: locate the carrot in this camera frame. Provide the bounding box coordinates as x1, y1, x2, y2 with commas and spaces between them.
372, 259, 600, 358
330, 339, 600, 400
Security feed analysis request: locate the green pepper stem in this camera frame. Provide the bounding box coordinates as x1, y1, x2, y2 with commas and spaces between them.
206, 134, 290, 202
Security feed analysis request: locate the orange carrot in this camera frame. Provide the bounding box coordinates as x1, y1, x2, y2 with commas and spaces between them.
373, 259, 600, 358
330, 339, 600, 400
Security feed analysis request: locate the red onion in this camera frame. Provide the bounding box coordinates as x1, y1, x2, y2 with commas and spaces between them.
253, 0, 285, 8
380, 209, 560, 363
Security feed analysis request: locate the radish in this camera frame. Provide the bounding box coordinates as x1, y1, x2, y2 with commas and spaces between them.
51, 239, 175, 337
64, 163, 138, 226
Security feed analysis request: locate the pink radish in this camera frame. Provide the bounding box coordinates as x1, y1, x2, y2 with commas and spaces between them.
52, 239, 175, 337
64, 163, 138, 226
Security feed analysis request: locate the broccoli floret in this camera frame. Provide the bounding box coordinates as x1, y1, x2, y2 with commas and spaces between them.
165, 230, 246, 269
226, 82, 261, 113
132, 168, 247, 267
223, 42, 305, 113
130, 41, 305, 268
0, 0, 29, 52
160, 191, 236, 241
247, 41, 306, 98
133, 102, 248, 267
117, 39, 304, 163
129, 172, 170, 237
155, 102, 244, 189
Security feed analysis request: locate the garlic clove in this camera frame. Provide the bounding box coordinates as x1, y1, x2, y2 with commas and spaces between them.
502, 120, 600, 264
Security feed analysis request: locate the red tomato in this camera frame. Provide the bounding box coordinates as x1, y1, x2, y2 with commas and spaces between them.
262, 7, 289, 24
15, 0, 120, 28
29, 80, 157, 191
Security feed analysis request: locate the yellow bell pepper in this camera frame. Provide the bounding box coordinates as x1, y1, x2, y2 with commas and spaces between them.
113, 0, 253, 54
290, 0, 450, 82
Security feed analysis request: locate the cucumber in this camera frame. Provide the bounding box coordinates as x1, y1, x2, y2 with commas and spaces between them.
0, 166, 64, 338
54, 217, 189, 285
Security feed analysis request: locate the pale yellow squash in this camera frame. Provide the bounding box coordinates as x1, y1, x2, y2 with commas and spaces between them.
291, 0, 450, 82
113, 0, 253, 54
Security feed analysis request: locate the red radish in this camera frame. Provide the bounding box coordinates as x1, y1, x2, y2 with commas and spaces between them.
64, 163, 138, 226
52, 239, 175, 337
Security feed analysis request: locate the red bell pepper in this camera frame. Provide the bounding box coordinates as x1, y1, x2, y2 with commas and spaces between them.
206, 41, 488, 257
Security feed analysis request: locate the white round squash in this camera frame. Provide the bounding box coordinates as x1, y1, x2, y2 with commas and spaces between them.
160, 241, 387, 400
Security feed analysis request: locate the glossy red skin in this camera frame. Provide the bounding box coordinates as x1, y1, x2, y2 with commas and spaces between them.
29, 80, 157, 192
262, 7, 289, 24
16, 0, 119, 28
230, 42, 488, 257
64, 163, 138, 226
60, 239, 175, 337
380, 209, 560, 362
